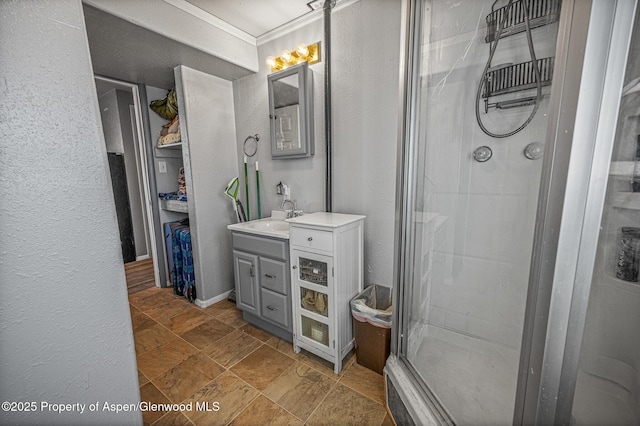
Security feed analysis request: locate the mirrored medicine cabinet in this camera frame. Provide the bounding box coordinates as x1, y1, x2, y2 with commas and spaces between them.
268, 62, 314, 159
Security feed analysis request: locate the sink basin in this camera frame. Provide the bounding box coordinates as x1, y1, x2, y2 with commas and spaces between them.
227, 211, 292, 239
246, 219, 289, 232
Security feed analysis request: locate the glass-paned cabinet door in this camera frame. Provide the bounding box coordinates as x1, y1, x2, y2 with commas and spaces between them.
300, 287, 328, 317
300, 315, 330, 347
292, 249, 334, 354
296, 255, 330, 287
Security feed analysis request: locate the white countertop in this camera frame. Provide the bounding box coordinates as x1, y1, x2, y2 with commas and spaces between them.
227, 211, 290, 240
227, 212, 366, 239
286, 212, 366, 228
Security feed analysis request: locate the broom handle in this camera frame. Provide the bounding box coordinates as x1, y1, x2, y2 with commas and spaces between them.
244, 156, 250, 221
256, 161, 261, 219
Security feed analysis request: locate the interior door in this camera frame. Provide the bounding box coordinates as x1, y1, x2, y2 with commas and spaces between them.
108, 152, 136, 263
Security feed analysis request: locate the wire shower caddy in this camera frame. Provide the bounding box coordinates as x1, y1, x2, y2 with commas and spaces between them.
485, 0, 561, 43
482, 0, 561, 112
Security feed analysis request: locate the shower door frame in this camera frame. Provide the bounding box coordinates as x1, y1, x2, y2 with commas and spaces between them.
390, 0, 638, 424
517, 0, 638, 424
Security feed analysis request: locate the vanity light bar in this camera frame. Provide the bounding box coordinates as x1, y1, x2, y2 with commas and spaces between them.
265, 42, 321, 73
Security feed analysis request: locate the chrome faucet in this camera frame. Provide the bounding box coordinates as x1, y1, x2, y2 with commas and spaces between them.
280, 199, 296, 218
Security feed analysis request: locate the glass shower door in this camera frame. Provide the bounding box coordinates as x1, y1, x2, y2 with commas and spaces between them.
570, 8, 640, 425
400, 0, 561, 423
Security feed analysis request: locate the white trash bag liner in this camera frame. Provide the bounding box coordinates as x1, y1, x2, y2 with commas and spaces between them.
350, 285, 392, 329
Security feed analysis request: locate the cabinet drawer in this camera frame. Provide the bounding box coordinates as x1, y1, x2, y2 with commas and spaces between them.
261, 289, 290, 330
290, 227, 333, 252
232, 232, 288, 260
260, 257, 288, 295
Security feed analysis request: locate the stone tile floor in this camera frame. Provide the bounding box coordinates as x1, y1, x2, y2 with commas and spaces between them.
129, 287, 393, 425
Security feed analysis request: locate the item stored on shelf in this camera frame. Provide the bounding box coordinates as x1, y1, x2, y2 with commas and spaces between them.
616, 227, 640, 282
150, 88, 178, 120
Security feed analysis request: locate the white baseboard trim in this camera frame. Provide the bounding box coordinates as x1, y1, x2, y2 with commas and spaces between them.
136, 254, 150, 261
195, 290, 232, 308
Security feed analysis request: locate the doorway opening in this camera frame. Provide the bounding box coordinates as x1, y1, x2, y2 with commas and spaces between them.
95, 75, 160, 293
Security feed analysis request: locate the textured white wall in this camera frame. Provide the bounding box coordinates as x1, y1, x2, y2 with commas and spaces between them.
176, 66, 240, 303
331, 0, 401, 288
232, 0, 401, 288
0, 1, 141, 425
233, 20, 326, 220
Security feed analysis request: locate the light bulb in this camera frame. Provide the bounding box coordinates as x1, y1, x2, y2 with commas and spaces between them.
265, 56, 276, 69
280, 50, 292, 63
296, 43, 309, 58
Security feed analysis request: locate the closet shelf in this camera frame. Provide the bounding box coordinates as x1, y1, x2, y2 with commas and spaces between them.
485, 0, 562, 43
609, 161, 639, 177
603, 274, 640, 293
160, 199, 188, 213
156, 142, 182, 149
154, 142, 183, 159
609, 192, 640, 210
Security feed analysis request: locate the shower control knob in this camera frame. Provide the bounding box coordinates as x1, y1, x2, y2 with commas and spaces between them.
473, 146, 493, 162
524, 141, 544, 160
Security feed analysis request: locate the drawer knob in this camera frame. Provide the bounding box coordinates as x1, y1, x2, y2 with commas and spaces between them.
307, 237, 313, 241
293, 265, 297, 269
266, 305, 278, 311
265, 274, 275, 279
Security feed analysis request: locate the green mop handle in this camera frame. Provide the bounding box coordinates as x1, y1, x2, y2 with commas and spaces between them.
244, 155, 250, 221
256, 161, 261, 219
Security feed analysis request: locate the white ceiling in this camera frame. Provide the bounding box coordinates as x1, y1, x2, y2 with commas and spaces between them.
184, 0, 316, 37
86, 0, 323, 91
84, 3, 255, 91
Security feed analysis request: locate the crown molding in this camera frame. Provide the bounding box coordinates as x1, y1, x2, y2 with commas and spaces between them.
163, 0, 257, 46
257, 0, 360, 46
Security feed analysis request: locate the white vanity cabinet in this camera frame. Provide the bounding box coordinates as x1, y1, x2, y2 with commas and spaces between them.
287, 212, 365, 374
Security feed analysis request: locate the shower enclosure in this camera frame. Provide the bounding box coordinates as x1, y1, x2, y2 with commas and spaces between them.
389, 0, 640, 424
